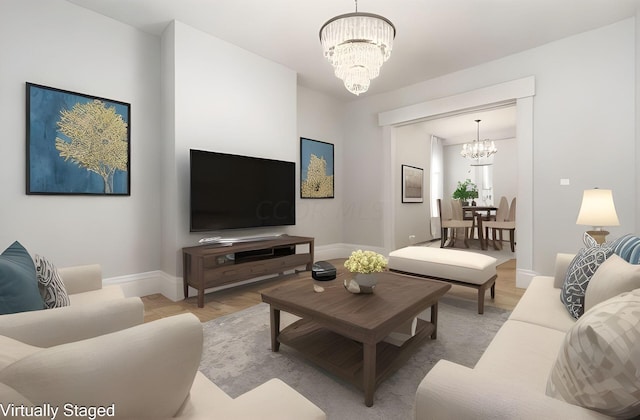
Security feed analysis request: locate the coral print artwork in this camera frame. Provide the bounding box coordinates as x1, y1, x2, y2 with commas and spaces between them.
300, 137, 334, 199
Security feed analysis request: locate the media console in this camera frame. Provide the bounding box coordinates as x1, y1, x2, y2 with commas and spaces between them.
182, 235, 314, 308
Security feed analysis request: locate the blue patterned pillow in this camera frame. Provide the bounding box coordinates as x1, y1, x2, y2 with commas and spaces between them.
612, 234, 640, 264
0, 241, 44, 315
561, 233, 614, 319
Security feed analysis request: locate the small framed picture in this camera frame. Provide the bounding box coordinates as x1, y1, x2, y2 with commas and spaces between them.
300, 137, 334, 199
402, 165, 423, 203
26, 83, 131, 195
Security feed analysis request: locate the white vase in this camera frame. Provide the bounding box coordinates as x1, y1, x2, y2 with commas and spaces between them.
344, 273, 378, 294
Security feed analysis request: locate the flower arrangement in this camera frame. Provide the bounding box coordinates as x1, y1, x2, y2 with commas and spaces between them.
344, 250, 388, 274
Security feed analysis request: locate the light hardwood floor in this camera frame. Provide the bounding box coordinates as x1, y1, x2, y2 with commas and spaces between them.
141, 258, 523, 323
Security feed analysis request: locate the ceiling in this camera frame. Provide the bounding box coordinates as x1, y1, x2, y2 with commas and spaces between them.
66, 0, 640, 139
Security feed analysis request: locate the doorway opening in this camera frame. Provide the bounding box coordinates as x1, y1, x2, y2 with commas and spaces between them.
379, 77, 535, 287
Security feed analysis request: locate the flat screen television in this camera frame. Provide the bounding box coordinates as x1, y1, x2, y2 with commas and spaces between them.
189, 149, 296, 232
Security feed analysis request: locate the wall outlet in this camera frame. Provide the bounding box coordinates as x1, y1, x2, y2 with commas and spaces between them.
409, 235, 416, 243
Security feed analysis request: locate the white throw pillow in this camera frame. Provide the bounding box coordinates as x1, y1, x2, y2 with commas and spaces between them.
585, 254, 640, 312
546, 289, 640, 418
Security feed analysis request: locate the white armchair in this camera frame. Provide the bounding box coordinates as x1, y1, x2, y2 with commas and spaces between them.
0, 264, 143, 347
58, 264, 125, 304
0, 313, 326, 419
0, 314, 202, 419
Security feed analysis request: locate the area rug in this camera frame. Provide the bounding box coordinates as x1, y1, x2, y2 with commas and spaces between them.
199, 298, 510, 420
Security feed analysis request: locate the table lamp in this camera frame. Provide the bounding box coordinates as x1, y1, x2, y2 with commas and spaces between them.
576, 188, 620, 244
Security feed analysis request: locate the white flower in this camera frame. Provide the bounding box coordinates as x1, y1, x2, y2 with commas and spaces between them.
344, 250, 388, 274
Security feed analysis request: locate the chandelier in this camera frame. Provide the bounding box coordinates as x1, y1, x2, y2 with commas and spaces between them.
460, 120, 498, 163
319, 0, 395, 96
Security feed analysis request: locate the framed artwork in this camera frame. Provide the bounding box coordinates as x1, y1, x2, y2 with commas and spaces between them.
402, 165, 424, 203
300, 137, 334, 199
26, 83, 131, 195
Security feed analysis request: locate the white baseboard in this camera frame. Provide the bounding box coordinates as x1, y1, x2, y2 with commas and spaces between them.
103, 270, 172, 299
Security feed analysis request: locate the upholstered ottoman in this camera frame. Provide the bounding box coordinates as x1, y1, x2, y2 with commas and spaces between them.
388, 246, 497, 314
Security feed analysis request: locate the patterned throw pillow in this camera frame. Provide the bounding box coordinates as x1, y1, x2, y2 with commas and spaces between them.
560, 233, 613, 319
35, 255, 70, 309
546, 289, 640, 418
612, 233, 640, 264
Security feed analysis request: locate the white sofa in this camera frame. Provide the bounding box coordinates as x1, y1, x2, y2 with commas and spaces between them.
0, 313, 326, 419
415, 253, 624, 419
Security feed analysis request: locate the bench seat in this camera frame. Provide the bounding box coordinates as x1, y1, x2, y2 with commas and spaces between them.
388, 246, 497, 314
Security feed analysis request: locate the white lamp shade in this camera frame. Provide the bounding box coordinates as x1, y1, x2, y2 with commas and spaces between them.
576, 189, 620, 227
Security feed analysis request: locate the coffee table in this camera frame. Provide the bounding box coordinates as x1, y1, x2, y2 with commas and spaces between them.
261, 270, 451, 406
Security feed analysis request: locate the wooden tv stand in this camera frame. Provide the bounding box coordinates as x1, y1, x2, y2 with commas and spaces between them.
182, 235, 314, 308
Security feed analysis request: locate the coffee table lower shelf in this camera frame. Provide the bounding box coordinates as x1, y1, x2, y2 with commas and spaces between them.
277, 317, 435, 393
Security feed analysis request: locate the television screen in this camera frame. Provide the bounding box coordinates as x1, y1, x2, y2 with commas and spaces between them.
190, 149, 296, 232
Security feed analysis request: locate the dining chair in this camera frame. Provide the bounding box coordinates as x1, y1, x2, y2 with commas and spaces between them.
484, 197, 516, 251
438, 199, 473, 248
483, 196, 508, 249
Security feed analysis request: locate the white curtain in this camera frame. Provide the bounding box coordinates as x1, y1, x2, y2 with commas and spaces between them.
481, 165, 494, 206
430, 136, 444, 237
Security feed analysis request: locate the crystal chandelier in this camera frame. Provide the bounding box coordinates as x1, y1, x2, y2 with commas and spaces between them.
460, 120, 498, 162
319, 0, 395, 96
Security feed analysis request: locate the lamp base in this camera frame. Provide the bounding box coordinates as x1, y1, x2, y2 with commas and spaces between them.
586, 230, 609, 244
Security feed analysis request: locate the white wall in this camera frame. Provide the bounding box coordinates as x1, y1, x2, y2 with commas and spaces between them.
343, 18, 636, 275
0, 0, 162, 277
490, 138, 518, 206
341, 99, 388, 248
0, 3, 350, 297
296, 86, 345, 246
636, 9, 640, 234
161, 21, 298, 277
393, 124, 432, 248
160, 21, 179, 282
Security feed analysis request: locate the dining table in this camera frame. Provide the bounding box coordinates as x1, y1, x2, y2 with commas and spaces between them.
462, 205, 498, 250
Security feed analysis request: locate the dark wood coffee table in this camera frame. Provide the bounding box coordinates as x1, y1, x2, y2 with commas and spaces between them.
261, 270, 451, 406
